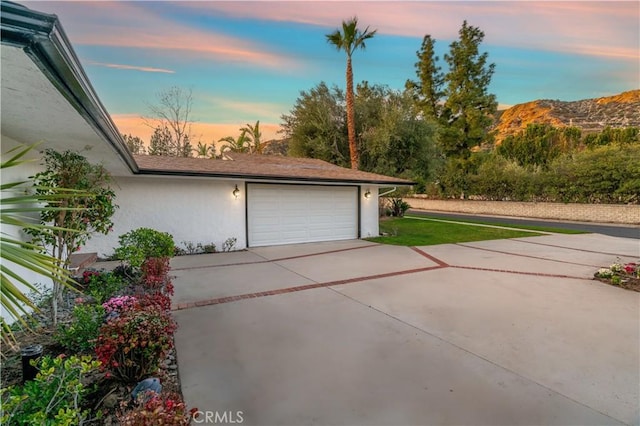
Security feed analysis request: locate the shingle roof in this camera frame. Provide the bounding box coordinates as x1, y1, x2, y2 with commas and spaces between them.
133, 154, 414, 185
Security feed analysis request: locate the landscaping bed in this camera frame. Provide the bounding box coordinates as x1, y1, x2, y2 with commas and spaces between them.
594, 260, 640, 292
1, 228, 195, 425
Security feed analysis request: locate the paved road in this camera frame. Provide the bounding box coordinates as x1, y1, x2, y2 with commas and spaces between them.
408, 209, 640, 240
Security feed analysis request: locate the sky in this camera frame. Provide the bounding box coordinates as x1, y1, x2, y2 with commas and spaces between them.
24, 1, 640, 145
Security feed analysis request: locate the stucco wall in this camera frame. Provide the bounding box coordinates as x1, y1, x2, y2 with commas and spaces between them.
360, 186, 379, 238
406, 197, 640, 225
82, 176, 247, 257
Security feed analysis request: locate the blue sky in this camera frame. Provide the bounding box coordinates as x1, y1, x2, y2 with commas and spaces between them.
25, 1, 640, 143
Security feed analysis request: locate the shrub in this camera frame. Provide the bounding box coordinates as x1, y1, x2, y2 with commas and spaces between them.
138, 292, 172, 312
95, 305, 177, 382
141, 257, 171, 289
221, 238, 237, 252
115, 228, 175, 268
85, 271, 127, 304
55, 303, 106, 353
1, 355, 101, 425
118, 391, 195, 425
389, 198, 411, 217
103, 295, 138, 318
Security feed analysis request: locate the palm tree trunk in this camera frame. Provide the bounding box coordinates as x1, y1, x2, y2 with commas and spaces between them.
345, 56, 358, 169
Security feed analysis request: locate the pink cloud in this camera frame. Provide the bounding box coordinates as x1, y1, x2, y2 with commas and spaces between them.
85, 61, 175, 74
25, 1, 302, 71
183, 1, 638, 61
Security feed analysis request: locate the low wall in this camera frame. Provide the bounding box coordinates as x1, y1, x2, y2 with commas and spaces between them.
405, 197, 640, 225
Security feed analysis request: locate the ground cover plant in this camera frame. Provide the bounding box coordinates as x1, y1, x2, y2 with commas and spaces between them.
368, 217, 543, 246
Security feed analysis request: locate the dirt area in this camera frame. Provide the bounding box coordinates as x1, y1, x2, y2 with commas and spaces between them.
595, 276, 640, 292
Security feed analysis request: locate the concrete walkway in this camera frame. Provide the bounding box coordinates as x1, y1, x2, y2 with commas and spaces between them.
171, 234, 639, 425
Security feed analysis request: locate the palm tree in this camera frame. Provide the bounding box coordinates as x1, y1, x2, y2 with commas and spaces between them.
326, 17, 376, 170
241, 120, 264, 154
219, 130, 252, 154
195, 141, 216, 158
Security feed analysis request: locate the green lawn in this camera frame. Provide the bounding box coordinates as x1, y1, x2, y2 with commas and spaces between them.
366, 217, 545, 246
406, 215, 587, 235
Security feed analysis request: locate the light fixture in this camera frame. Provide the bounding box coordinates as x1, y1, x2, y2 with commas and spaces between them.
233, 184, 240, 199
364, 189, 371, 199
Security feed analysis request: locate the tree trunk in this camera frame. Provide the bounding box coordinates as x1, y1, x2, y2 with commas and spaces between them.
345, 56, 358, 170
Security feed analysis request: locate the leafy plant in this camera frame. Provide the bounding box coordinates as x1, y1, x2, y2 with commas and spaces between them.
85, 271, 127, 304
118, 391, 195, 426
0, 355, 101, 424
1, 144, 85, 348
25, 149, 117, 325
55, 303, 106, 353
389, 198, 411, 217
141, 257, 171, 289
115, 228, 175, 268
202, 243, 216, 253
95, 305, 177, 382
221, 238, 237, 252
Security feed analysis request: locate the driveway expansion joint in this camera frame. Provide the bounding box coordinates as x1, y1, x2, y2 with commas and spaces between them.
455, 243, 600, 268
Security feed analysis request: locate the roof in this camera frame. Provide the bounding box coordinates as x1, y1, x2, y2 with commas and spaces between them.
133, 154, 415, 185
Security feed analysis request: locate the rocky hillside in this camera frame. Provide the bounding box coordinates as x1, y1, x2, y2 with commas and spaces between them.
493, 89, 640, 143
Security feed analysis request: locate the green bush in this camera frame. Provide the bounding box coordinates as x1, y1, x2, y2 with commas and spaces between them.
1, 355, 101, 425
55, 303, 106, 353
85, 271, 127, 304
115, 228, 175, 268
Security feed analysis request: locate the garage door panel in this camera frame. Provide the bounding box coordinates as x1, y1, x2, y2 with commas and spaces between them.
248, 184, 358, 247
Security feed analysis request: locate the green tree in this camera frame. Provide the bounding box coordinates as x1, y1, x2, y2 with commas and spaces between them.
122, 134, 145, 155
195, 141, 215, 158
440, 21, 497, 158
219, 130, 252, 154
148, 125, 174, 156
26, 150, 117, 324
241, 120, 264, 154
405, 34, 445, 119
282, 82, 349, 166
326, 17, 377, 170
1, 144, 84, 348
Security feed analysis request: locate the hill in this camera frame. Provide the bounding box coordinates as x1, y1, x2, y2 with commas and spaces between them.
493, 89, 640, 143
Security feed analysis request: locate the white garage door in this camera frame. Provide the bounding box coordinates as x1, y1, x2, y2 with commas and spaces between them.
247, 184, 358, 247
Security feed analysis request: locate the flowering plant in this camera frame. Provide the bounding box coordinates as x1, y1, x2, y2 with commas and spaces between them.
103, 295, 137, 314
118, 392, 196, 426
95, 304, 177, 382
141, 257, 171, 289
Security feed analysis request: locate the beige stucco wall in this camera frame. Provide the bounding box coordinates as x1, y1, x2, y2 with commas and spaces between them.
406, 197, 640, 225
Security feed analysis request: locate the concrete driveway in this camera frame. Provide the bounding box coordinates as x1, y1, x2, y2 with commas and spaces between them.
171, 234, 639, 426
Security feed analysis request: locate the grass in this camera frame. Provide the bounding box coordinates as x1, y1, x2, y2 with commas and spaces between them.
366, 217, 545, 246
407, 215, 588, 235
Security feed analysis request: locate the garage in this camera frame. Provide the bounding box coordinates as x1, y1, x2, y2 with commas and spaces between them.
247, 184, 358, 247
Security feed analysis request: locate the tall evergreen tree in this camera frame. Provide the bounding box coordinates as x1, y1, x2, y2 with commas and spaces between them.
405, 35, 445, 119
326, 17, 376, 170
440, 21, 497, 158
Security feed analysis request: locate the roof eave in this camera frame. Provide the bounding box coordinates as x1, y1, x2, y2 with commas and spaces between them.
0, 0, 138, 173
135, 168, 415, 186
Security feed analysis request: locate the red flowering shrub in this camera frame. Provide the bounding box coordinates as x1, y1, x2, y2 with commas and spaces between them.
80, 269, 100, 285
118, 392, 196, 426
141, 257, 171, 289
138, 292, 171, 312
95, 304, 177, 382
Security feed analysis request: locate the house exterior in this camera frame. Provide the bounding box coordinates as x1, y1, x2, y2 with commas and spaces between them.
1, 1, 412, 260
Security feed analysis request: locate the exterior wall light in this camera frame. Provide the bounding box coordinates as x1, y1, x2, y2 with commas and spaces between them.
233, 184, 240, 199
364, 189, 371, 199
